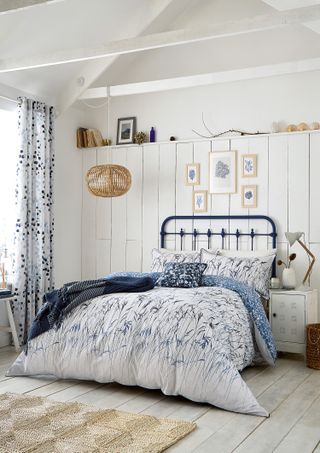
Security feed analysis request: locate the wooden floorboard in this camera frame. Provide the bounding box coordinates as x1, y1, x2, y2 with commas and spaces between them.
0, 346, 319, 453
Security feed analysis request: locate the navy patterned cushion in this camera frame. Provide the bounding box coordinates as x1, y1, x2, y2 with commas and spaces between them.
157, 262, 207, 288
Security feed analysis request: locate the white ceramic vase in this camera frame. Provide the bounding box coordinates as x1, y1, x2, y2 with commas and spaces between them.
282, 268, 296, 290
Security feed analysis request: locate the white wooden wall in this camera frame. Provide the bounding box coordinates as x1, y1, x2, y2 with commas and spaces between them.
81, 131, 320, 315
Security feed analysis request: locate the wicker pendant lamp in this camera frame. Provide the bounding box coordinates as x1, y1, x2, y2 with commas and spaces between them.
86, 165, 132, 197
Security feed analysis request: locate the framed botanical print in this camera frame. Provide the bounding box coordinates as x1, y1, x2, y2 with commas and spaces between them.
209, 151, 237, 194
193, 190, 208, 213
186, 163, 200, 185
116, 117, 136, 145
242, 154, 257, 177
241, 185, 257, 208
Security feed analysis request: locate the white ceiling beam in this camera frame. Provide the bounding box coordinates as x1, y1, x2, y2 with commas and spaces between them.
80, 57, 320, 99
0, 0, 64, 15
2, 4, 320, 73
56, 0, 188, 114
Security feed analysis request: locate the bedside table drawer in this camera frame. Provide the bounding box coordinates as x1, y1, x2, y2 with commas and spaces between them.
271, 294, 305, 343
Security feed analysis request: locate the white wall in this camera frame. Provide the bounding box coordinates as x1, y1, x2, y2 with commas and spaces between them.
105, 71, 320, 143
55, 106, 85, 287
81, 130, 320, 318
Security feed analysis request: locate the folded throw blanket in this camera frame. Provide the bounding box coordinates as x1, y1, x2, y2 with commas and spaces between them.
28, 276, 154, 342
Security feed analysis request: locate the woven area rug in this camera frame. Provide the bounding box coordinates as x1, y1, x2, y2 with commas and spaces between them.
0, 392, 196, 453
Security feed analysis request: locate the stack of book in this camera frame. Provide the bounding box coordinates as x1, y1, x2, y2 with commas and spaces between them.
77, 128, 107, 148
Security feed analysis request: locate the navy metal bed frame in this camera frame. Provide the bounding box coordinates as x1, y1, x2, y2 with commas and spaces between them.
160, 214, 277, 275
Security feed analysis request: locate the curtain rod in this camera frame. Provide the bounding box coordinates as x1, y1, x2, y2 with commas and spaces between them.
0, 94, 17, 104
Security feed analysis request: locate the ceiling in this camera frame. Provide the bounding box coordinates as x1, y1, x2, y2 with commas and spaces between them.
0, 0, 320, 111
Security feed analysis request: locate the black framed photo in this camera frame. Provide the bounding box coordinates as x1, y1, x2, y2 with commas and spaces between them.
116, 117, 136, 145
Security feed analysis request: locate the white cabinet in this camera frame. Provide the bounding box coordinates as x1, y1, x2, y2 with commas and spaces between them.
269, 289, 318, 356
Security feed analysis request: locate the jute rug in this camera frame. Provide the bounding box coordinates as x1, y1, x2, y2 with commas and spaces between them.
0, 392, 196, 453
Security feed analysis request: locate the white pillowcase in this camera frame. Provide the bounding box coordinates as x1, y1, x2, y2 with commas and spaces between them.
200, 248, 274, 299
151, 248, 213, 272
218, 248, 277, 258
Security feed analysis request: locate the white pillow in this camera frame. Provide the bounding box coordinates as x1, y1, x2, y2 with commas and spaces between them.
150, 248, 210, 272
200, 248, 274, 299
218, 248, 277, 258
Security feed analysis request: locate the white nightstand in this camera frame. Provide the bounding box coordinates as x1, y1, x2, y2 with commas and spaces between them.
0, 296, 20, 352
269, 289, 318, 357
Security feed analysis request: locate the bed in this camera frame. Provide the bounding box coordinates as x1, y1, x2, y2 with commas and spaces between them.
7, 215, 277, 416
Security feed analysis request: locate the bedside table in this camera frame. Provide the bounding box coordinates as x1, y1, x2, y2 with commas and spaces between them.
0, 295, 20, 352
269, 289, 318, 357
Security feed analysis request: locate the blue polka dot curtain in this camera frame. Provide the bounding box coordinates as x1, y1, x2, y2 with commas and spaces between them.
12, 97, 55, 345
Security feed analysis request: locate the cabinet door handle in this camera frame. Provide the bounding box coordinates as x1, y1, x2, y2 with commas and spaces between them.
273, 313, 277, 317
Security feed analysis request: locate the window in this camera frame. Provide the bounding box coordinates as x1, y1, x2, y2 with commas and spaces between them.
0, 108, 17, 282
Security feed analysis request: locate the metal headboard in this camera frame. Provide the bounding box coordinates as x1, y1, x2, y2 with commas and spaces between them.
160, 215, 277, 275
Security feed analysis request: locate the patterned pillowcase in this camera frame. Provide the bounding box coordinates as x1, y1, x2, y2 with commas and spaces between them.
157, 263, 207, 288
150, 248, 201, 272
200, 249, 274, 298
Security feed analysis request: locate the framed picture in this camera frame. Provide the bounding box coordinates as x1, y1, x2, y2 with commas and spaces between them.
242, 154, 257, 177
241, 185, 257, 208
193, 190, 208, 213
186, 163, 200, 185
209, 151, 237, 194
116, 117, 136, 145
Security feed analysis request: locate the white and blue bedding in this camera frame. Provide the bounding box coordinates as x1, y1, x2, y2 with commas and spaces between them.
7, 273, 276, 416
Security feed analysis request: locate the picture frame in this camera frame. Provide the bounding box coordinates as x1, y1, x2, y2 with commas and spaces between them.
193, 190, 208, 213
186, 163, 200, 185
241, 185, 257, 208
242, 154, 257, 178
209, 151, 237, 194
116, 117, 136, 145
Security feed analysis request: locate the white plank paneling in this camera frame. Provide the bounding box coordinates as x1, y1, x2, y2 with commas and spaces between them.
176, 143, 194, 251
210, 140, 231, 249
230, 138, 249, 251
110, 148, 127, 273
288, 134, 309, 239
269, 135, 288, 243
310, 134, 320, 243
126, 146, 143, 271
96, 240, 111, 277
81, 131, 320, 316
142, 145, 160, 270
82, 148, 97, 279
193, 141, 211, 250
159, 143, 176, 251
96, 148, 112, 240
248, 136, 269, 250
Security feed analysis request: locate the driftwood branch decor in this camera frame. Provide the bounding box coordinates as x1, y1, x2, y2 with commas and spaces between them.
192, 113, 269, 139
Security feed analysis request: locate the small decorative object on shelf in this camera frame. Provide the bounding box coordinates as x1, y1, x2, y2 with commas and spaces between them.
271, 122, 280, 133
134, 131, 147, 145
77, 128, 106, 148
297, 122, 309, 131
192, 113, 269, 138
170, 136, 176, 141
287, 124, 297, 132
117, 117, 136, 145
86, 165, 132, 198
277, 252, 297, 289
150, 127, 156, 142
310, 122, 320, 130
